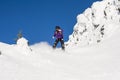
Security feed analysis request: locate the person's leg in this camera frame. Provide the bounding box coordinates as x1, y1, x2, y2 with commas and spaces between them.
60, 39, 65, 50
53, 39, 59, 49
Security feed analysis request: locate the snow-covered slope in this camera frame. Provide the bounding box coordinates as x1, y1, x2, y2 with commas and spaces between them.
0, 27, 120, 80
66, 0, 120, 47
0, 0, 120, 80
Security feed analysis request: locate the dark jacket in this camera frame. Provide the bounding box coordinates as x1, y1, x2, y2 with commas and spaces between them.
54, 29, 63, 39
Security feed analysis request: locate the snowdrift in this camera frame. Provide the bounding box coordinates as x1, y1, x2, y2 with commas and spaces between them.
0, 27, 120, 80
67, 0, 120, 47
0, 0, 120, 80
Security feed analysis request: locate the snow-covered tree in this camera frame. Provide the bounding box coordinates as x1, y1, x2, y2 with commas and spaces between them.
66, 0, 120, 47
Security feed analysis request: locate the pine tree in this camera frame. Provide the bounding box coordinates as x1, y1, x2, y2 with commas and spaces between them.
17, 30, 22, 39
15, 30, 23, 42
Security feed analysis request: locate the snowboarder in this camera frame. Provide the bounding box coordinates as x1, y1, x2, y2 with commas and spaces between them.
53, 26, 65, 50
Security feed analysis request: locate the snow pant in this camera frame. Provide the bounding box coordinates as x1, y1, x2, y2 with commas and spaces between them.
53, 38, 65, 50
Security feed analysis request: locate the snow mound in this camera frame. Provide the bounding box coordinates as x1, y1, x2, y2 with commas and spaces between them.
16, 37, 32, 54
66, 0, 120, 47
0, 0, 120, 80
0, 27, 120, 80
17, 37, 29, 47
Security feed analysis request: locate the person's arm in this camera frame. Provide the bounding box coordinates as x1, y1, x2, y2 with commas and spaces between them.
54, 31, 56, 37
53, 31, 56, 39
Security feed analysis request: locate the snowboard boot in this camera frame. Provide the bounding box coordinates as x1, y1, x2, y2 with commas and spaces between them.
53, 44, 57, 49
61, 44, 65, 51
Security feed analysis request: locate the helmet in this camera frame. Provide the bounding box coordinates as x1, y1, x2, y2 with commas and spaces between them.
55, 26, 60, 29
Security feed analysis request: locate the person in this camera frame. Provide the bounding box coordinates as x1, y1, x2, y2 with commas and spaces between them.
53, 26, 65, 50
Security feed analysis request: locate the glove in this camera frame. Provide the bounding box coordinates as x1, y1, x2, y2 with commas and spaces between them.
52, 36, 55, 39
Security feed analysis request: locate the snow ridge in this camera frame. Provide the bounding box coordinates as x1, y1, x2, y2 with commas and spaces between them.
0, 0, 120, 80
67, 0, 120, 47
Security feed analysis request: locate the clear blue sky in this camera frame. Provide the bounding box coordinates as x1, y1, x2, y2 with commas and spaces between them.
0, 0, 100, 45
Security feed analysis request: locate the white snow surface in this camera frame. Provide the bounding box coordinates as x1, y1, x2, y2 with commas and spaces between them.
0, 28, 120, 80
0, 0, 120, 80
67, 0, 120, 47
